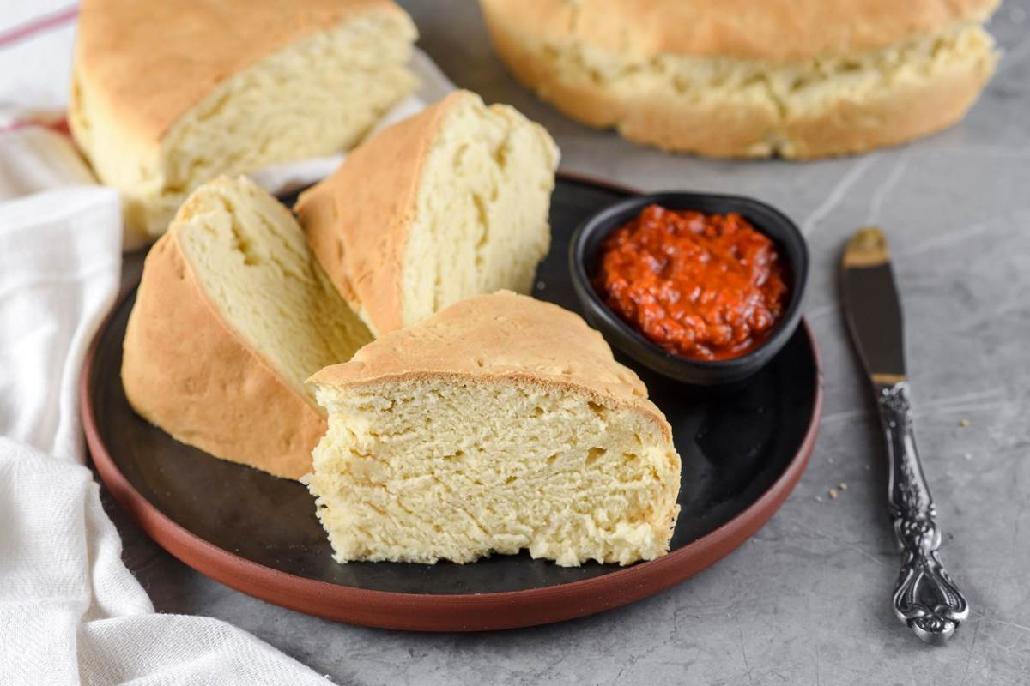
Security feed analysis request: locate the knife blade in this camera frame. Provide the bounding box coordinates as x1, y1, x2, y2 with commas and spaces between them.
840, 227, 969, 645
841, 229, 906, 384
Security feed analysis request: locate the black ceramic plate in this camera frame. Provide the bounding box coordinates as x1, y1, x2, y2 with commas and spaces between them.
83, 174, 822, 631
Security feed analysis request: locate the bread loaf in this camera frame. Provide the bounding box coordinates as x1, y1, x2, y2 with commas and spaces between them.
296, 90, 559, 336
122, 176, 372, 479
479, 0, 1000, 158
70, 0, 417, 244
306, 291, 682, 567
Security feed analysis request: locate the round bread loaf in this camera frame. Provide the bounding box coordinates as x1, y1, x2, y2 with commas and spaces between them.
307, 291, 682, 567
479, 0, 1000, 158
296, 90, 559, 336
71, 0, 417, 246
122, 176, 372, 479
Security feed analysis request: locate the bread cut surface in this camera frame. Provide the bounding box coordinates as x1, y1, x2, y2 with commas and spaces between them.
70, 0, 417, 243
306, 291, 682, 567
480, 0, 999, 158
296, 90, 559, 336
122, 176, 372, 479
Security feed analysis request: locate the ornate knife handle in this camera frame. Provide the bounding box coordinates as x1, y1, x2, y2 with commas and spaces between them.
877, 382, 968, 645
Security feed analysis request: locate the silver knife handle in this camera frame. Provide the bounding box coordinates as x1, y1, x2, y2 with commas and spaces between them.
877, 381, 969, 645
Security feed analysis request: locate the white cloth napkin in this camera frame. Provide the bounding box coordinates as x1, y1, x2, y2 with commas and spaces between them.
0, 5, 453, 685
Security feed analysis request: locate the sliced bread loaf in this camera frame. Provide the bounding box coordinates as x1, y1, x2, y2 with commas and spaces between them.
295, 90, 559, 337
71, 0, 417, 245
306, 291, 682, 567
122, 176, 372, 479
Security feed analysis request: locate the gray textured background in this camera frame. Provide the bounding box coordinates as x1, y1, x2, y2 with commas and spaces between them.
108, 2, 1030, 683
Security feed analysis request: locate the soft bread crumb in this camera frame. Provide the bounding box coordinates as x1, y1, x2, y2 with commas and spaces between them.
400, 92, 557, 328
309, 378, 679, 566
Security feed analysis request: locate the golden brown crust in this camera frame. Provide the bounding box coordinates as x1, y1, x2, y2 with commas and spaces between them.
74, 0, 408, 147
483, 11, 997, 159
122, 232, 324, 480
309, 291, 671, 440
295, 91, 470, 336
479, 0, 998, 62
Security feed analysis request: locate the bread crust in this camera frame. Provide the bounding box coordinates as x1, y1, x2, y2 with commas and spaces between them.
296, 91, 472, 336
482, 5, 998, 158
73, 0, 409, 148
122, 232, 324, 480
479, 0, 998, 62
309, 291, 672, 441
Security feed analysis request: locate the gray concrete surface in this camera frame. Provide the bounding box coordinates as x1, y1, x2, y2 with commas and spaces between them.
106, 2, 1030, 683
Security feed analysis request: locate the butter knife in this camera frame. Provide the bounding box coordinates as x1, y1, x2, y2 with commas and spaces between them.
840, 227, 969, 645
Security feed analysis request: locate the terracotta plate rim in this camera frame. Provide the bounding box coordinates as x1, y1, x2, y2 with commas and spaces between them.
81, 174, 823, 632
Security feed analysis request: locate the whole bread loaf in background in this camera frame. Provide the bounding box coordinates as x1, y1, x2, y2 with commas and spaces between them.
70, 0, 417, 245
122, 176, 372, 479
479, 0, 1000, 158
296, 90, 559, 337
306, 291, 682, 567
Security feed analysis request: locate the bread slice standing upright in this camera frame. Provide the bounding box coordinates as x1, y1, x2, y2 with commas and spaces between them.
71, 0, 417, 244
122, 176, 372, 479
306, 291, 682, 567
296, 90, 559, 337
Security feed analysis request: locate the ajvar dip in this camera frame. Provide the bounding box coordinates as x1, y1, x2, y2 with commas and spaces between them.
595, 205, 788, 361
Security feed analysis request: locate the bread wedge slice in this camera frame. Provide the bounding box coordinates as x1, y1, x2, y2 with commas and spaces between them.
71, 0, 417, 244
122, 176, 372, 479
296, 90, 559, 337
306, 291, 681, 567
